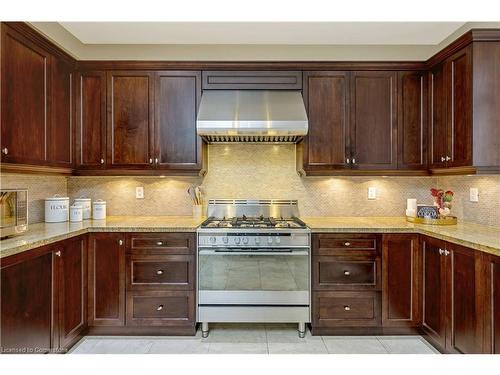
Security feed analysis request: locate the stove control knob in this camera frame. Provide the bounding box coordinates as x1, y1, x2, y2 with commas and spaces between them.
222, 237, 229, 244
267, 237, 273, 244
210, 236, 217, 244
242, 237, 249, 244
255, 237, 261, 245
234, 237, 241, 244
275, 237, 281, 244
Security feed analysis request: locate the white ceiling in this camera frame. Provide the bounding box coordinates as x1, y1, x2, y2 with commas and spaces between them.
59, 22, 465, 45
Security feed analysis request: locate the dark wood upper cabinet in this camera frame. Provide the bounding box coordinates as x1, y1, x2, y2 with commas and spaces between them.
107, 71, 154, 168
382, 234, 422, 327
350, 71, 397, 170
88, 233, 126, 326
154, 71, 203, 171
1, 24, 50, 165
47, 56, 73, 167
1, 248, 55, 354
397, 71, 427, 169
57, 236, 87, 351
76, 71, 106, 169
422, 236, 447, 349
301, 71, 349, 173
483, 253, 500, 354
429, 63, 448, 168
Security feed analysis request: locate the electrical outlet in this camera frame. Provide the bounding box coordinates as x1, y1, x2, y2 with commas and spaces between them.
368, 187, 377, 200
136, 186, 144, 199
469, 187, 479, 202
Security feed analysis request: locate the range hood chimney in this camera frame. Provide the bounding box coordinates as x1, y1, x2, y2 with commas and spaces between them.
196, 90, 308, 143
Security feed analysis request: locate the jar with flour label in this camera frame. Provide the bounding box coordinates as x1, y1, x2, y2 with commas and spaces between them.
92, 200, 106, 220
45, 195, 69, 223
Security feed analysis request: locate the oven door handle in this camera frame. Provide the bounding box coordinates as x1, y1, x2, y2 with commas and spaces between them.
198, 249, 309, 256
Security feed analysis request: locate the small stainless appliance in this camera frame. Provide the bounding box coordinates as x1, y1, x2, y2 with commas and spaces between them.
0, 189, 28, 238
197, 199, 310, 337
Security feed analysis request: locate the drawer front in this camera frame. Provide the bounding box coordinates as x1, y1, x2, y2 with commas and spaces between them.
126, 291, 195, 326
313, 234, 378, 256
313, 291, 381, 327
127, 255, 195, 290
128, 233, 195, 254
313, 257, 379, 290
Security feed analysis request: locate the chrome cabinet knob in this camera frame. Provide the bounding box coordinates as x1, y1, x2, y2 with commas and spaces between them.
444, 249, 450, 256
100, 158, 104, 164
445, 156, 451, 161
156, 241, 163, 246
441, 156, 446, 162
119, 239, 124, 246
346, 158, 350, 164
55, 250, 61, 257
149, 158, 153, 164
439, 248, 444, 255
157, 305, 164, 311
155, 158, 159, 164
352, 158, 356, 164
2, 147, 8, 155
344, 306, 351, 311
344, 242, 351, 247
156, 270, 164, 275
344, 270, 350, 276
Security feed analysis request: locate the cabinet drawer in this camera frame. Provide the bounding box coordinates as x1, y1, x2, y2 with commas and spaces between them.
126, 291, 195, 326
127, 254, 195, 290
128, 233, 195, 254
313, 257, 380, 290
313, 234, 378, 256
313, 291, 381, 327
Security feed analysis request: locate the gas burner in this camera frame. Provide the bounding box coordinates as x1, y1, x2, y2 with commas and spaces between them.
201, 216, 306, 229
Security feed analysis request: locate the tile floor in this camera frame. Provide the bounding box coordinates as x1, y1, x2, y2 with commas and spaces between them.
69, 324, 440, 354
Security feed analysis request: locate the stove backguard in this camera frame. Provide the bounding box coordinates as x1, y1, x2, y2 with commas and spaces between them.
206, 199, 300, 220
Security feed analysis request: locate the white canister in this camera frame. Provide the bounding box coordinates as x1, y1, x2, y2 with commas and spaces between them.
70, 204, 83, 222
92, 200, 106, 220
45, 195, 69, 223
74, 197, 91, 219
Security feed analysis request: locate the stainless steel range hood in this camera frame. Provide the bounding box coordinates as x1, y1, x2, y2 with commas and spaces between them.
196, 90, 308, 143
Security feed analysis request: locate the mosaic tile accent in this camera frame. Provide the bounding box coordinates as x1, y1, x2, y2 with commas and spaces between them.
0, 173, 67, 224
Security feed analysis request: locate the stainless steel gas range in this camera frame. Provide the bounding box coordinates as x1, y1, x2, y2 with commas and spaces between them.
197, 199, 311, 338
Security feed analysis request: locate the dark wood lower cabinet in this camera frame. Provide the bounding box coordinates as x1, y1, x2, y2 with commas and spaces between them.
1, 248, 55, 354
382, 234, 422, 327
483, 253, 500, 354
88, 233, 126, 326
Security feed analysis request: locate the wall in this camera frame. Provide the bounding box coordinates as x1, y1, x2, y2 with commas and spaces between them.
0, 173, 68, 224
3, 145, 500, 227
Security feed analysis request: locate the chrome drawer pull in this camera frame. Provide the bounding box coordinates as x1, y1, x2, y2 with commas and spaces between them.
344, 242, 351, 246
156, 270, 164, 275
439, 248, 444, 255
344, 271, 350, 276
156, 241, 163, 246
344, 306, 351, 311
157, 305, 164, 311
55, 250, 62, 257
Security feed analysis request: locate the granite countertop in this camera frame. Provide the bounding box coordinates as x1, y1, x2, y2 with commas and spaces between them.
0, 216, 206, 259
302, 217, 500, 257
1, 216, 499, 260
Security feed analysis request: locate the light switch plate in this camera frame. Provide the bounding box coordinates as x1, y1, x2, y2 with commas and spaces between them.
469, 187, 479, 202
368, 187, 377, 200
136, 186, 144, 199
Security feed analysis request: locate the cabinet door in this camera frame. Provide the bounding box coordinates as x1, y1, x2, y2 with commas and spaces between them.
382, 234, 422, 327
397, 71, 427, 169
350, 71, 397, 169
302, 71, 350, 172
88, 233, 126, 326
76, 71, 106, 169
429, 63, 448, 168
483, 254, 500, 354
422, 237, 446, 349
1, 25, 50, 165
1, 251, 55, 353
154, 71, 203, 171
447, 46, 472, 167
446, 244, 483, 354
47, 56, 73, 166
107, 71, 154, 168
57, 236, 87, 351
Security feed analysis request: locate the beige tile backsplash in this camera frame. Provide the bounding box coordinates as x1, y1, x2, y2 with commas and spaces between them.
2, 144, 500, 227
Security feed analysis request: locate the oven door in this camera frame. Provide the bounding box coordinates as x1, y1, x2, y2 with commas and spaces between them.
198, 248, 309, 305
